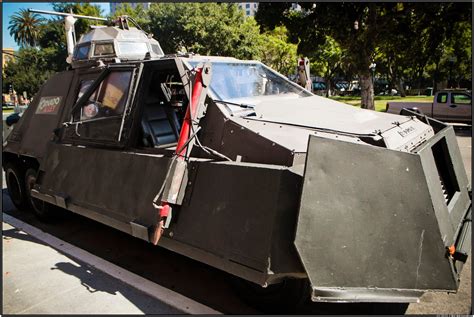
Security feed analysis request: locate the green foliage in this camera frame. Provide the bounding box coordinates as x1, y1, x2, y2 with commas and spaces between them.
259, 26, 297, 75
309, 35, 344, 81
52, 2, 105, 39
147, 3, 261, 59
8, 9, 45, 47
2, 48, 56, 97
257, 2, 472, 101
3, 3, 105, 97
108, 3, 149, 30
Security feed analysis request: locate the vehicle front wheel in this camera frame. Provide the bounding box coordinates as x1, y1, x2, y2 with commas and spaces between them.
25, 168, 57, 221
5, 162, 28, 211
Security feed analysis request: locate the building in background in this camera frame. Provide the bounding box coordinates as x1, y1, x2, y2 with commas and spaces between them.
2, 48, 15, 69
237, 3, 258, 17
110, 3, 151, 15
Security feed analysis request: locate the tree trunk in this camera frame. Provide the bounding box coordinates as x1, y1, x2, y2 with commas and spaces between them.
433, 62, 439, 94
360, 74, 375, 110
396, 79, 407, 97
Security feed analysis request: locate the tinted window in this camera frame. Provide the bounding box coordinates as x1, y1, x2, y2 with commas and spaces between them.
437, 93, 448, 103
118, 42, 149, 55
74, 44, 90, 60
76, 79, 96, 102
94, 43, 115, 56
151, 44, 163, 55
451, 93, 471, 105
76, 71, 132, 121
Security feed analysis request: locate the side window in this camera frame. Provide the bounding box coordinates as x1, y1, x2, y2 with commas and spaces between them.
437, 93, 448, 103
94, 43, 115, 57
451, 93, 471, 105
74, 71, 132, 122
74, 44, 90, 60
76, 79, 95, 102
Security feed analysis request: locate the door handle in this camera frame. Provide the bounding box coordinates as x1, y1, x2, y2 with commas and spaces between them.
449, 104, 457, 108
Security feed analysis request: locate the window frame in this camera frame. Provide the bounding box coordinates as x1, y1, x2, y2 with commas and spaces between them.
70, 65, 136, 124
61, 64, 141, 147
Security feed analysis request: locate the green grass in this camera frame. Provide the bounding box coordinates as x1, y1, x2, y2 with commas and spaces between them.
329, 95, 433, 112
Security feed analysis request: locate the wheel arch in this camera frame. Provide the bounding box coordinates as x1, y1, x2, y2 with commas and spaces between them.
3, 151, 40, 171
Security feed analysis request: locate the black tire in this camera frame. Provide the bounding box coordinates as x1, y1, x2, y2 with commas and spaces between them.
231, 277, 310, 313
5, 162, 29, 211
24, 168, 57, 221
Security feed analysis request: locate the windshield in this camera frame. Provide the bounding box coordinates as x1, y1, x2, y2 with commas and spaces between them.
188, 61, 312, 102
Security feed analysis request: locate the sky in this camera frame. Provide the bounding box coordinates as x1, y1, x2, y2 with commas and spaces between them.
3, 2, 110, 49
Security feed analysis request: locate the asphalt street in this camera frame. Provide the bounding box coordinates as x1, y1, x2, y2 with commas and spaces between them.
2, 125, 472, 314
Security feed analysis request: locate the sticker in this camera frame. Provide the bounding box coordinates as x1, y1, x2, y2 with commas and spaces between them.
36, 96, 62, 114
398, 126, 415, 137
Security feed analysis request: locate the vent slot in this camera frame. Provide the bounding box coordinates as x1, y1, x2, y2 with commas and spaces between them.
431, 137, 459, 205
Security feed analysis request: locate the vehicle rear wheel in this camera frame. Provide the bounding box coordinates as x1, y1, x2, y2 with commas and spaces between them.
5, 162, 28, 211
231, 277, 310, 313
25, 168, 57, 221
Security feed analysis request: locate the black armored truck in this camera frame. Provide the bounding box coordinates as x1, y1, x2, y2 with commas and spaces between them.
3, 11, 472, 308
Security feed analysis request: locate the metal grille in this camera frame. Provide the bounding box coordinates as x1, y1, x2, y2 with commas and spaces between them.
432, 137, 459, 205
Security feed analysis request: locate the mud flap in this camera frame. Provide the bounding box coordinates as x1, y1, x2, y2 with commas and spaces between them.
295, 131, 471, 303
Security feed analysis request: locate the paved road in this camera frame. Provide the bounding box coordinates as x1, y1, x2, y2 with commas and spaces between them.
2, 126, 472, 314
3, 222, 183, 314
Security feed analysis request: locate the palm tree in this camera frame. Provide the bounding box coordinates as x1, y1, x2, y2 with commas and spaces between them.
8, 9, 45, 47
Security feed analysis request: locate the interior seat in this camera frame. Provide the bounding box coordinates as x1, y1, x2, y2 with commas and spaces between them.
142, 103, 181, 147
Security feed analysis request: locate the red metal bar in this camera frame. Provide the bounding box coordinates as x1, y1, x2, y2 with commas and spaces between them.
176, 67, 204, 158
151, 67, 204, 245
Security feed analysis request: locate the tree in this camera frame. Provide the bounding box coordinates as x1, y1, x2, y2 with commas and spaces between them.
147, 3, 262, 59
256, 3, 471, 107
108, 3, 149, 30
375, 3, 471, 94
2, 48, 56, 97
259, 26, 297, 76
308, 36, 344, 96
52, 2, 104, 39
8, 9, 45, 47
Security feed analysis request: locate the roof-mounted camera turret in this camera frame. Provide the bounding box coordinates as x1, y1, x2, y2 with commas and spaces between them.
29, 9, 164, 69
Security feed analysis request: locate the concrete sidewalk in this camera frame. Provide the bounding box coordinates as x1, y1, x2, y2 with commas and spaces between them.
2, 221, 185, 314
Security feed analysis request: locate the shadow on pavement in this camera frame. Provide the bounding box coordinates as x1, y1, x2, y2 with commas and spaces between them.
3, 223, 182, 314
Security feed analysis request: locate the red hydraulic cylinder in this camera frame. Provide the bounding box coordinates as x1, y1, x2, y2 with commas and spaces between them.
176, 67, 204, 158
151, 66, 205, 245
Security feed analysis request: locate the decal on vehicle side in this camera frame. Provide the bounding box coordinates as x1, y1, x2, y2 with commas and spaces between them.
398, 126, 415, 137
36, 96, 62, 114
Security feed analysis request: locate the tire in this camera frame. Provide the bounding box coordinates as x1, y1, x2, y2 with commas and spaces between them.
24, 168, 57, 221
231, 277, 310, 313
5, 162, 29, 211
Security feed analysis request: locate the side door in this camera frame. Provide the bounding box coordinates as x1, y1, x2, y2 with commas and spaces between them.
36, 64, 168, 226
61, 64, 140, 147
432, 91, 449, 121
446, 92, 472, 123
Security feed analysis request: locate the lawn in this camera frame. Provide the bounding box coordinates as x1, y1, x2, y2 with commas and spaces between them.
329, 95, 433, 112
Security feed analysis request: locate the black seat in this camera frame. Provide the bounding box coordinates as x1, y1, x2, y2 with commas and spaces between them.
142, 103, 181, 147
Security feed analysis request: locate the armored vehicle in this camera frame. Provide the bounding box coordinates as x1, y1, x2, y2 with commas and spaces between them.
3, 11, 471, 308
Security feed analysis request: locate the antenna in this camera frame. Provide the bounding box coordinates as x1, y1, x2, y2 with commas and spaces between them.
29, 9, 109, 64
